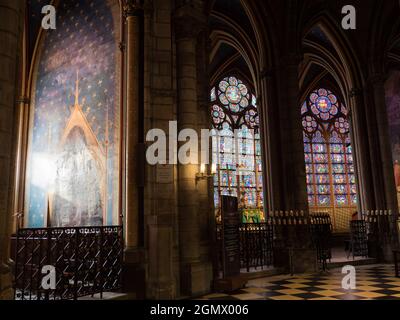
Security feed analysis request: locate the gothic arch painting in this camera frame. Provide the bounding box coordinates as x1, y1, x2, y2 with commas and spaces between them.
385, 70, 400, 206
25, 0, 121, 227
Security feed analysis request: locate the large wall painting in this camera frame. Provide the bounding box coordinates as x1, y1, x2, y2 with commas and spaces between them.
25, 0, 120, 227
385, 70, 400, 206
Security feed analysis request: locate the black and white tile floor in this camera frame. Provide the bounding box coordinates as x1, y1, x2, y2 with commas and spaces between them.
200, 264, 400, 300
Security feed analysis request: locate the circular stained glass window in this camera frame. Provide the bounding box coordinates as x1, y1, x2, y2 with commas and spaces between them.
226, 86, 241, 104
316, 97, 332, 113
216, 76, 251, 112
211, 105, 225, 125
210, 76, 259, 131
306, 88, 340, 122
302, 115, 317, 134
334, 117, 350, 134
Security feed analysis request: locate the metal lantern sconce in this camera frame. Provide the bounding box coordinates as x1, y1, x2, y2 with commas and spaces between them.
196, 163, 216, 182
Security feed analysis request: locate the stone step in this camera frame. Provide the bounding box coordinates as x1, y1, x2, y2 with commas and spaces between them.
240, 267, 285, 280
327, 258, 377, 269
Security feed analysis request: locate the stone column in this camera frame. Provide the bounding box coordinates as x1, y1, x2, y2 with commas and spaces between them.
13, 97, 30, 231
273, 54, 315, 273
259, 70, 284, 211
122, 0, 146, 297
282, 54, 308, 211
348, 88, 374, 212
174, 5, 212, 296
145, 0, 177, 300
279, 54, 308, 211
367, 75, 399, 260
147, 216, 175, 299
195, 29, 214, 260
124, 0, 141, 251
279, 2, 308, 211
368, 75, 398, 213
0, 0, 24, 300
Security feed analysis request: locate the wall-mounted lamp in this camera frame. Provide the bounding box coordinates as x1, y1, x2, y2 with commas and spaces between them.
196, 163, 216, 182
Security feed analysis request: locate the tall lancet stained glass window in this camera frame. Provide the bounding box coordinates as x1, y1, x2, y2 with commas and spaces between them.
210, 76, 265, 224
302, 88, 357, 232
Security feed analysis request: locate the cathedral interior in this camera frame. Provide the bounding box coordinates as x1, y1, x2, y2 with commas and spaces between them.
2, 0, 400, 302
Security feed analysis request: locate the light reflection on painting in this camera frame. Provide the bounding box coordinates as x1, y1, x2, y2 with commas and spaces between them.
25, 0, 120, 227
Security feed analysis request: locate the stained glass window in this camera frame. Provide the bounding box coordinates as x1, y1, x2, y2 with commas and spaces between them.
302, 88, 358, 231
211, 76, 264, 224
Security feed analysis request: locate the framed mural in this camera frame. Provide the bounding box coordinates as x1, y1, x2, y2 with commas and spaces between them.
25, 0, 121, 227
385, 70, 400, 207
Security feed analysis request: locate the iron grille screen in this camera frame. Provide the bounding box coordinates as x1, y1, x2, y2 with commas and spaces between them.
14, 226, 123, 300
240, 223, 274, 272
216, 223, 274, 273
310, 213, 333, 264
349, 220, 369, 258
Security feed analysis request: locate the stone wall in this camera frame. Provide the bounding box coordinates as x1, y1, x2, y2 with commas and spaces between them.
144, 0, 213, 298
0, 0, 24, 300
145, 0, 179, 299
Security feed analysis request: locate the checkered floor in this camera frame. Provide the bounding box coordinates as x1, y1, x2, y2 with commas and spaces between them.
200, 264, 400, 300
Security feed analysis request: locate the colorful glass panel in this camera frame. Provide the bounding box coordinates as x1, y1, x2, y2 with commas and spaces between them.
211, 87, 216, 102
318, 196, 330, 205
211, 76, 264, 222
335, 195, 347, 205
302, 87, 358, 213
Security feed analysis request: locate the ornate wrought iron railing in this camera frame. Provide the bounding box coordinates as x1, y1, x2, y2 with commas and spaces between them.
14, 226, 123, 300
215, 210, 399, 275
349, 220, 369, 258
309, 212, 333, 266
216, 223, 274, 273
239, 223, 274, 272
361, 210, 398, 260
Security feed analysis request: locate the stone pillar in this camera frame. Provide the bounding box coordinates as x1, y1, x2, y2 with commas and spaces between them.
195, 29, 214, 265
368, 75, 398, 213
13, 97, 30, 231
259, 70, 284, 211
122, 0, 146, 297
273, 54, 315, 273
0, 0, 24, 300
349, 88, 374, 212
147, 216, 175, 299
174, 5, 212, 296
367, 75, 399, 260
145, 0, 177, 299
280, 54, 308, 211
124, 0, 141, 251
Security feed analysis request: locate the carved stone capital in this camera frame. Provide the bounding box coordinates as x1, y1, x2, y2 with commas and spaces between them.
123, 0, 144, 18
173, 5, 207, 40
